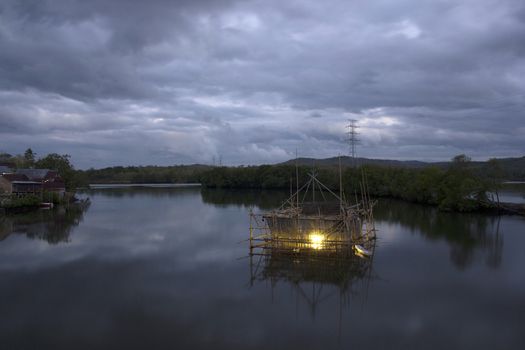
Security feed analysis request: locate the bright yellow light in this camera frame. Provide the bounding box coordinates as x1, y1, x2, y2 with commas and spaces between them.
309, 232, 325, 250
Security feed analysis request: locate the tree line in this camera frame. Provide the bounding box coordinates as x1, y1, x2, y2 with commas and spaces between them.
199, 155, 504, 212
1, 149, 507, 212
81, 165, 210, 184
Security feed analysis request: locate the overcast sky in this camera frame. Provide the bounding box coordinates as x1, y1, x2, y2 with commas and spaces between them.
0, 0, 524, 169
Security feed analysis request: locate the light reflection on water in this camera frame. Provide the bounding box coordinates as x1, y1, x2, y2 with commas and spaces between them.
0, 186, 524, 349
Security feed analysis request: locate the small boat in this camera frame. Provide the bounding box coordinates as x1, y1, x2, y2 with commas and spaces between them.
39, 202, 54, 209
354, 244, 372, 257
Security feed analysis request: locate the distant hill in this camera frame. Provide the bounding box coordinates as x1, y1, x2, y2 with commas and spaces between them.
82, 164, 213, 184
279, 156, 525, 181
80, 156, 525, 183
280, 156, 436, 168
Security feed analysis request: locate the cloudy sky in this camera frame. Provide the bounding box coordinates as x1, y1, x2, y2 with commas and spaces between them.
0, 0, 524, 168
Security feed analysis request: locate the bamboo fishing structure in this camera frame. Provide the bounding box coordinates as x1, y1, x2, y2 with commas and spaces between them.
249, 162, 376, 258
248, 161, 378, 328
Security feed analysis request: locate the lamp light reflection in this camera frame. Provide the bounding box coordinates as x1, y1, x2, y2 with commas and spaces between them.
309, 232, 325, 250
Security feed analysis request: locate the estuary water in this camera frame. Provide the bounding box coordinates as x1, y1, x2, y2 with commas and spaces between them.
499, 182, 525, 204
0, 186, 524, 349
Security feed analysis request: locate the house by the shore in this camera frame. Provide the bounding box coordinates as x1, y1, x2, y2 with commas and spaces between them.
0, 169, 66, 197
0, 173, 41, 195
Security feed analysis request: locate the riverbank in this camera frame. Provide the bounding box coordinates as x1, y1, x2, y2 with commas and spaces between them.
88, 183, 201, 189
0, 195, 41, 213
491, 202, 525, 216
0, 192, 81, 214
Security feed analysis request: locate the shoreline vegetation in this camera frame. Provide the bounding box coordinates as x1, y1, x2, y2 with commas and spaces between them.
198, 159, 523, 215
80, 155, 524, 215
1, 151, 524, 215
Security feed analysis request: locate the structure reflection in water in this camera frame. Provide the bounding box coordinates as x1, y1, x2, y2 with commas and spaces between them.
248, 169, 378, 333
248, 228, 377, 340
249, 241, 376, 304
0, 199, 90, 244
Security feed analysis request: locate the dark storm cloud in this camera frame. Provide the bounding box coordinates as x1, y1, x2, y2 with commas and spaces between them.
0, 0, 237, 101
0, 0, 524, 167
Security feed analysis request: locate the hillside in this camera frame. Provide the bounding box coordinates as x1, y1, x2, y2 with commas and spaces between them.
279, 155, 525, 181
76, 155, 524, 184
280, 156, 435, 168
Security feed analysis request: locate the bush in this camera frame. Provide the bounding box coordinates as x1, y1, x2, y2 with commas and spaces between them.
2, 195, 41, 209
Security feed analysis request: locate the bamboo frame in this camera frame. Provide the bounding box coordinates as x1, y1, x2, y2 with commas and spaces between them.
250, 168, 376, 256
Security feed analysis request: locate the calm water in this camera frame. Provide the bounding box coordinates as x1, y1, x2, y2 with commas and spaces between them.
1, 186, 524, 349
499, 183, 525, 204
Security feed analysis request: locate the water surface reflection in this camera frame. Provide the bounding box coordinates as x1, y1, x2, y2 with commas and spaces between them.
0, 187, 523, 349
0, 201, 90, 244
374, 199, 503, 269
204, 189, 506, 270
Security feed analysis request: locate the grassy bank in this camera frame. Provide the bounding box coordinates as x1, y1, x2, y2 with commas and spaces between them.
0, 192, 77, 213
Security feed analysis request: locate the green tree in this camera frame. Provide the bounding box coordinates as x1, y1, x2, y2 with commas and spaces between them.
451, 154, 472, 170
0, 152, 13, 161
24, 148, 36, 167
437, 154, 486, 211
35, 153, 76, 190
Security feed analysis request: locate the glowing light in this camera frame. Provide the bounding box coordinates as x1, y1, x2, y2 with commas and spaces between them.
309, 232, 325, 250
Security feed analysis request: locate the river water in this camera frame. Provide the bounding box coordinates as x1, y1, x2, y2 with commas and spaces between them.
0, 186, 524, 349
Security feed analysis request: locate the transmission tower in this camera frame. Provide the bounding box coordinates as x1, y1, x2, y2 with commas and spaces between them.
346, 119, 360, 167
